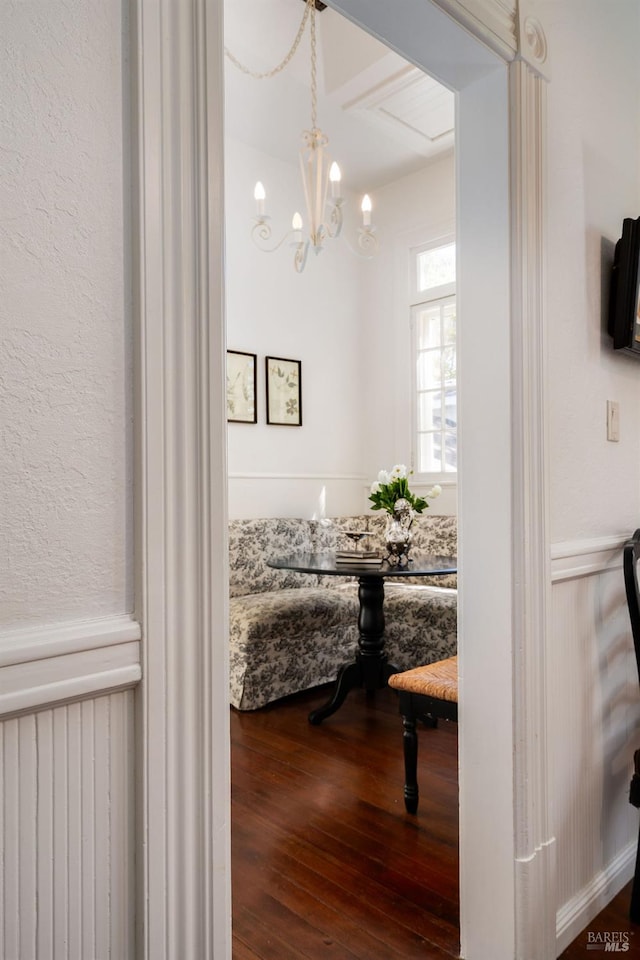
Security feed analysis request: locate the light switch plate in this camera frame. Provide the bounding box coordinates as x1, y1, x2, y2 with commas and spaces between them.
607, 400, 620, 442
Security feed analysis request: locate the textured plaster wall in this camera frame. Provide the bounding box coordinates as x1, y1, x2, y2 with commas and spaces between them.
533, 0, 640, 933
1, 0, 132, 626
542, 0, 640, 542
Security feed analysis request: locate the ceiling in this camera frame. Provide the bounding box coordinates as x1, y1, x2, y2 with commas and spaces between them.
223, 0, 455, 192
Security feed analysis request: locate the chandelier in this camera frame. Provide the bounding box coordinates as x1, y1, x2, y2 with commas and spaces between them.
226, 0, 379, 273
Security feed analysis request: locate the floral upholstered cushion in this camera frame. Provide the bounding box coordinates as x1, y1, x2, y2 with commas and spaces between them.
229, 584, 360, 709
228, 518, 318, 598
229, 637, 360, 711
229, 584, 360, 654
383, 583, 458, 667
409, 514, 458, 557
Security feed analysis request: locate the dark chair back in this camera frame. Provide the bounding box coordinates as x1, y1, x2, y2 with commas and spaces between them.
623, 529, 640, 922
623, 529, 640, 683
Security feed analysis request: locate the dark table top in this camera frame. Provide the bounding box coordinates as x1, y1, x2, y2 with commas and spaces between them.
268, 552, 457, 579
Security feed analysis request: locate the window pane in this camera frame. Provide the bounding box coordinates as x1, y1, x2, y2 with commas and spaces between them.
443, 387, 457, 429
416, 306, 441, 348
444, 430, 457, 470
417, 243, 456, 292
443, 305, 456, 344
418, 391, 441, 431
417, 350, 442, 389
442, 346, 456, 382
419, 432, 442, 473
411, 279, 457, 476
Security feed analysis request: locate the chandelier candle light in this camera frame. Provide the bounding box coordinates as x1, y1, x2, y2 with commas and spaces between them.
229, 0, 378, 273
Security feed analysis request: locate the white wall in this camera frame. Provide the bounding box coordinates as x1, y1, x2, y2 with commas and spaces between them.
224, 136, 458, 518
0, 2, 138, 957
225, 135, 370, 518
544, 0, 640, 544
361, 153, 457, 516
536, 0, 640, 947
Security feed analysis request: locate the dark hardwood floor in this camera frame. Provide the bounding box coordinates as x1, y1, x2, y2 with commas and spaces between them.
231, 683, 639, 959
231, 683, 459, 960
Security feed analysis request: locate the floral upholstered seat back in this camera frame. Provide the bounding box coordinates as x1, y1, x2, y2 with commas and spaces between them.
367, 514, 458, 588
228, 518, 318, 598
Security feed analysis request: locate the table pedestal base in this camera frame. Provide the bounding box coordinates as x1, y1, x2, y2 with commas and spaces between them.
308, 653, 399, 724
308, 576, 399, 725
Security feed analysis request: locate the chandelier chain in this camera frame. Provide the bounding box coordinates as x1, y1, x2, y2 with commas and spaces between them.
224, 0, 314, 82
309, 0, 318, 130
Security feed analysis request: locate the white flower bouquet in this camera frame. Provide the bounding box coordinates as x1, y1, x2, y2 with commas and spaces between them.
369, 464, 441, 515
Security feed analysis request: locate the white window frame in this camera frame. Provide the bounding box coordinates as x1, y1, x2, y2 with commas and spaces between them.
409, 236, 457, 483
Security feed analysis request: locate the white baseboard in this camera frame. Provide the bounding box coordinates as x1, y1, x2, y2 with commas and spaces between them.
556, 841, 636, 954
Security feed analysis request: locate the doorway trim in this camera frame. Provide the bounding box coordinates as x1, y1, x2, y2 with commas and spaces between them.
134, 0, 551, 957
133, 0, 230, 956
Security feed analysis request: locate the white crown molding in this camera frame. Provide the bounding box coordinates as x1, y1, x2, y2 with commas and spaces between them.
430, 0, 518, 61
509, 59, 556, 960
429, 0, 550, 78
0, 614, 141, 668
134, 0, 230, 957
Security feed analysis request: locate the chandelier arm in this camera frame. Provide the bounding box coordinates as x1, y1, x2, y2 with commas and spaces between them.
252, 220, 303, 255
324, 202, 343, 240
294, 241, 310, 273
339, 229, 380, 261
224, 0, 314, 81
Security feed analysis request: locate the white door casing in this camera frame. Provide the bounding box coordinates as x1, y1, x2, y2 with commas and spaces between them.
134, 1, 550, 958
134, 0, 230, 956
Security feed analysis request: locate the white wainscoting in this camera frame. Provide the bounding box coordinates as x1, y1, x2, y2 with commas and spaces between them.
227, 472, 369, 519
551, 535, 639, 953
0, 616, 140, 959
1, 689, 136, 960
228, 473, 458, 521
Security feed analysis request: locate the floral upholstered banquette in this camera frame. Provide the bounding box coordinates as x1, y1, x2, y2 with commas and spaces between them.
228, 514, 457, 710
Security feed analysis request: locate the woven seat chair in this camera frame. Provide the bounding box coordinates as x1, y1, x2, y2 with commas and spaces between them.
388, 655, 458, 814
623, 529, 640, 922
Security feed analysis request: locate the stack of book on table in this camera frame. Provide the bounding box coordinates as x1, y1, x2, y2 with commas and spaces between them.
335, 549, 382, 566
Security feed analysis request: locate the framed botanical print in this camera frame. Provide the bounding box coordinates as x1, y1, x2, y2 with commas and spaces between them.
265, 356, 302, 426
226, 350, 257, 423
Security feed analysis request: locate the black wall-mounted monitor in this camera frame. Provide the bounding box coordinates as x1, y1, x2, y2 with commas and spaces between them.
609, 216, 640, 357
